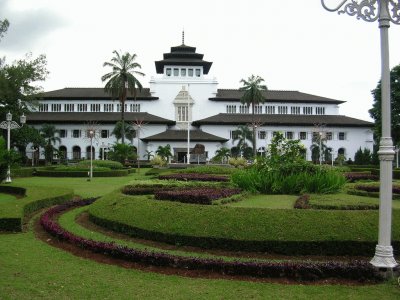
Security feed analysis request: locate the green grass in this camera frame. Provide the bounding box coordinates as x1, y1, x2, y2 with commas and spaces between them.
89, 191, 400, 243
10, 171, 149, 198
227, 194, 297, 209
1, 217, 399, 299
0, 192, 17, 203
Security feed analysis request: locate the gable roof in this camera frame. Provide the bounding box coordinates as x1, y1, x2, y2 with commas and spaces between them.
209, 89, 345, 104
192, 113, 373, 128
26, 112, 175, 125
141, 129, 228, 142
40, 88, 158, 101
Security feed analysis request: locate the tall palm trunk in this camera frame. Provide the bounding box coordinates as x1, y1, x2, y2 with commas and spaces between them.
252, 100, 256, 157
121, 83, 127, 144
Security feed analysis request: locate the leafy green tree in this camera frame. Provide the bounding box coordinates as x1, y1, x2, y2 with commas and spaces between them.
310, 133, 332, 164
156, 144, 173, 162
112, 121, 136, 143
0, 137, 10, 181
144, 150, 154, 161
0, 20, 49, 119
239, 75, 267, 156
354, 147, 372, 165
40, 124, 60, 164
212, 147, 231, 163
11, 125, 45, 161
101, 50, 145, 144
369, 64, 400, 149
108, 143, 137, 164
232, 125, 253, 157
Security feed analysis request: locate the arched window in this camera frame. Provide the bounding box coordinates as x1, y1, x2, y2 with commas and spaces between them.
86, 146, 95, 159
338, 148, 346, 156
59, 146, 67, 159
72, 146, 81, 160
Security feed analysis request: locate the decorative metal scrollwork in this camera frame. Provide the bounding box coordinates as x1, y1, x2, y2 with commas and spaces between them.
321, 0, 400, 24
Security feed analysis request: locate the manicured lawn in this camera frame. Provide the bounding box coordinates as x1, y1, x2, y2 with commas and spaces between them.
10, 171, 149, 198
227, 194, 297, 209
0, 193, 17, 203
1, 219, 399, 299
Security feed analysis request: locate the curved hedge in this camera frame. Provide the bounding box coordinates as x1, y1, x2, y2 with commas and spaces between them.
88, 190, 400, 256
0, 185, 73, 231
43, 200, 383, 282
35, 169, 129, 177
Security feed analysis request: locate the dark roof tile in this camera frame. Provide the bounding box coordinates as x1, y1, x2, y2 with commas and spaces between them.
141, 129, 228, 142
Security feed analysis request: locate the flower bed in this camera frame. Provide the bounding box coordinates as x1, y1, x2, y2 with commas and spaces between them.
344, 172, 378, 182
154, 188, 241, 205
354, 184, 400, 194
40, 199, 382, 282
158, 173, 229, 182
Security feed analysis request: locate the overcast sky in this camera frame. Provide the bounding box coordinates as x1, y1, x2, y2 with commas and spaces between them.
1, 0, 400, 121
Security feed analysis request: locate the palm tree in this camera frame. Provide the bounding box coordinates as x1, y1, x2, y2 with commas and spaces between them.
156, 144, 173, 162
310, 133, 332, 164
101, 50, 145, 144
112, 121, 135, 143
232, 125, 253, 157
214, 147, 231, 164
239, 75, 267, 157
40, 124, 61, 164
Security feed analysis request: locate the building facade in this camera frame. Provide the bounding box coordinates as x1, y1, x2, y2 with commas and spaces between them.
26, 43, 374, 163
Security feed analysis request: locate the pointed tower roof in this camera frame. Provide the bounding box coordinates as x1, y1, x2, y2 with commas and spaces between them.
155, 38, 213, 74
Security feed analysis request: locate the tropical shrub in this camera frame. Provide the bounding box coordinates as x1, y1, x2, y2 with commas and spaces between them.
228, 157, 247, 168
108, 143, 137, 164
150, 155, 167, 167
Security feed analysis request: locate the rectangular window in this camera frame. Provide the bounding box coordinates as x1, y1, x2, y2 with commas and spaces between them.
338, 132, 346, 140
299, 132, 307, 140
59, 129, 67, 138
316, 107, 325, 115
73, 130, 81, 138
303, 107, 313, 115
290, 106, 300, 115
64, 103, 74, 112
195, 68, 201, 77
77, 104, 87, 112
178, 106, 188, 122
230, 130, 239, 140
181, 69, 186, 76
286, 131, 294, 140
116, 104, 128, 112
166, 68, 171, 76
130, 103, 140, 112
51, 104, 61, 112
278, 106, 288, 114
173, 68, 179, 76
265, 106, 275, 114
101, 130, 109, 139
90, 104, 100, 112
226, 105, 236, 114
188, 68, 194, 76
239, 105, 249, 114
254, 105, 262, 114
39, 104, 48, 112
258, 131, 266, 139
104, 104, 114, 112
326, 132, 333, 140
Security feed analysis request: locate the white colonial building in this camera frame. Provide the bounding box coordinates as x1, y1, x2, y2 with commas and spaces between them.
26, 42, 374, 163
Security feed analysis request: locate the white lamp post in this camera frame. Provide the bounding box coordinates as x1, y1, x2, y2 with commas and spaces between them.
88, 129, 94, 181
186, 84, 191, 165
0, 112, 26, 183
322, 0, 399, 269
395, 146, 399, 169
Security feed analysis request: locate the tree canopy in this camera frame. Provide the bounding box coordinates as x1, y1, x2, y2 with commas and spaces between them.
369, 64, 400, 147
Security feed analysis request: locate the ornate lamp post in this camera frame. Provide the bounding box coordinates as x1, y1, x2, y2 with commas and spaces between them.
84, 122, 99, 181
321, 0, 400, 269
0, 112, 26, 183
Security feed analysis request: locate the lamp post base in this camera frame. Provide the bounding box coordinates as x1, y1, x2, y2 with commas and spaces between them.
370, 245, 398, 268
5, 165, 11, 183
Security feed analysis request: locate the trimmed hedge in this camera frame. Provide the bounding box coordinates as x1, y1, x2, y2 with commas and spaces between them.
348, 184, 400, 200
0, 185, 73, 231
10, 168, 34, 178
159, 173, 229, 182
154, 188, 241, 205
295, 194, 380, 210
35, 169, 128, 177
88, 191, 400, 256
42, 200, 383, 282
0, 185, 26, 196
344, 172, 379, 182
77, 160, 124, 170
